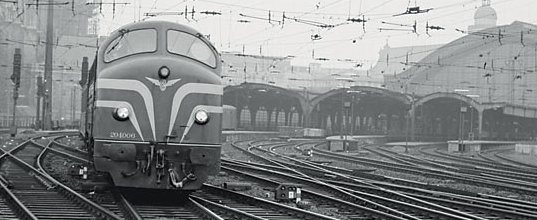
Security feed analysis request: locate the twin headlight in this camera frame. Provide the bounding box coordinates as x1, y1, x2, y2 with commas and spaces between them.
194, 110, 209, 124
113, 107, 130, 121
113, 107, 210, 125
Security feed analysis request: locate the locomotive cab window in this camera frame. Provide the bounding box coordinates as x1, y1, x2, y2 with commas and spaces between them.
104, 29, 157, 62
167, 30, 216, 68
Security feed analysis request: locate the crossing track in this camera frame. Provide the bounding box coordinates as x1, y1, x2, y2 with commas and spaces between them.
417, 146, 537, 174
224, 140, 479, 220
194, 184, 340, 220
124, 193, 225, 220
0, 136, 122, 219
13, 134, 537, 219
309, 143, 537, 197
38, 136, 226, 220
477, 148, 537, 169
35, 137, 133, 219
354, 146, 537, 219
325, 179, 537, 219
41, 136, 323, 219
238, 139, 537, 219
367, 145, 537, 187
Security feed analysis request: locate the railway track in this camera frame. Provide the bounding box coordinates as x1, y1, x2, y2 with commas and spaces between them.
420, 146, 537, 173
369, 145, 537, 185
126, 194, 223, 220
49, 138, 91, 163
279, 150, 537, 212
0, 138, 121, 219
477, 148, 537, 169
9, 133, 536, 219
222, 160, 465, 220
310, 144, 537, 196
36, 136, 138, 219
42, 136, 335, 219
224, 140, 481, 220
263, 142, 522, 220
36, 135, 229, 219
326, 179, 537, 219
0, 195, 17, 219
195, 184, 339, 220
244, 139, 537, 219
414, 146, 537, 186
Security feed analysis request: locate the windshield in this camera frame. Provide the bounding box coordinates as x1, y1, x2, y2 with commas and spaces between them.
104, 29, 157, 62
167, 30, 216, 68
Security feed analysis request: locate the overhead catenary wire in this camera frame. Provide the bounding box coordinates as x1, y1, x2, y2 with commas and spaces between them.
207, 0, 500, 55
6, 0, 536, 78
118, 0, 480, 55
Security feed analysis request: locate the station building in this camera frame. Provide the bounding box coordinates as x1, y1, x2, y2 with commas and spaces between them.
0, 1, 98, 128
383, 1, 537, 141
223, 1, 537, 142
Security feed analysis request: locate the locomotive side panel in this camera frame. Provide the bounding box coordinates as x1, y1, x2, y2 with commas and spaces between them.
81, 56, 97, 146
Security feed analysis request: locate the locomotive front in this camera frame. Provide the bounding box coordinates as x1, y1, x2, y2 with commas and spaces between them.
92, 21, 222, 190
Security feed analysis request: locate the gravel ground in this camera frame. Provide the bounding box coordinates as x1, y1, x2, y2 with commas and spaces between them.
32, 136, 52, 146
41, 135, 537, 217
43, 154, 84, 190
56, 137, 87, 151
43, 136, 350, 218
307, 146, 537, 203
385, 147, 537, 202
221, 141, 257, 161
206, 171, 348, 219
221, 140, 284, 163
0, 138, 21, 150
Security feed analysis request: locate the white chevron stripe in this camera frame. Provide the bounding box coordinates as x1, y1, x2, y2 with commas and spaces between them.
97, 79, 156, 140
168, 84, 223, 135
95, 100, 144, 141
180, 105, 223, 142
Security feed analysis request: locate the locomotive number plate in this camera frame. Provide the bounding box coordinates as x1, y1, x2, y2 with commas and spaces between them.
110, 132, 137, 139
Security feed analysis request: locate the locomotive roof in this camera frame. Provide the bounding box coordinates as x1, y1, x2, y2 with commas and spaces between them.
109, 20, 203, 37
100, 20, 217, 63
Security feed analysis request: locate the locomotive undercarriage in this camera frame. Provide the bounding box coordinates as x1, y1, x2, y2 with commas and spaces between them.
93, 140, 220, 190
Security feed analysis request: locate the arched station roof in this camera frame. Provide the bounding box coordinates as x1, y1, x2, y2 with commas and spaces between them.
224, 82, 306, 102
415, 92, 482, 111
311, 86, 412, 108
223, 82, 308, 113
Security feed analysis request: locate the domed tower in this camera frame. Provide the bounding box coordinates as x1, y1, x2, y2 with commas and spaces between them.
468, 0, 497, 33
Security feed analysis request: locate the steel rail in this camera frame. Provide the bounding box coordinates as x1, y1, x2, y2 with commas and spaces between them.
112, 190, 143, 220
1, 140, 122, 220
313, 147, 537, 195
221, 163, 408, 220
190, 195, 265, 220
0, 140, 38, 220
201, 184, 342, 220
188, 197, 225, 220
267, 143, 483, 220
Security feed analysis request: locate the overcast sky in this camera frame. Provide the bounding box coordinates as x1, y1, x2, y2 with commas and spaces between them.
96, 0, 537, 67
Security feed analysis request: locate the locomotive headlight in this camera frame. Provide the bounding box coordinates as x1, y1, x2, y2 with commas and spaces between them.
113, 107, 130, 121
158, 66, 170, 79
194, 110, 209, 125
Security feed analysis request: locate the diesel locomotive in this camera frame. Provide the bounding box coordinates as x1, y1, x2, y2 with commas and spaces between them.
82, 21, 222, 190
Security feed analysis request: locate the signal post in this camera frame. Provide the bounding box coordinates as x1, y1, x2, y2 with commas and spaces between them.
36, 76, 44, 130
10, 48, 22, 137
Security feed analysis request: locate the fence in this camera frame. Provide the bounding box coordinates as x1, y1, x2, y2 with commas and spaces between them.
0, 116, 79, 130
0, 116, 37, 128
